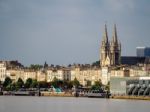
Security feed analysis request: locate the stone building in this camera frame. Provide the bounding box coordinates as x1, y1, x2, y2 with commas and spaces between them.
23, 69, 37, 82
6, 69, 24, 82
100, 24, 121, 67
0, 62, 6, 82
70, 66, 101, 86
46, 67, 71, 82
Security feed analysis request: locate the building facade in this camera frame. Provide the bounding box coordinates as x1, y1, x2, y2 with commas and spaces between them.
136, 47, 150, 57
23, 70, 37, 82
70, 66, 101, 86
0, 62, 6, 82
46, 68, 71, 82
110, 77, 150, 96
6, 69, 24, 82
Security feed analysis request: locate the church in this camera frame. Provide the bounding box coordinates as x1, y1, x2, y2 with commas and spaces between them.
100, 24, 121, 67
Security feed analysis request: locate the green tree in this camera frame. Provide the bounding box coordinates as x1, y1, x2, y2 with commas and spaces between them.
91, 80, 103, 90
25, 78, 33, 88
30, 64, 43, 70
104, 81, 110, 91
31, 79, 38, 88
10, 83, 17, 91
51, 77, 59, 88
3, 77, 12, 88
92, 61, 100, 67
63, 80, 73, 89
16, 78, 24, 89
39, 81, 48, 88
72, 78, 80, 87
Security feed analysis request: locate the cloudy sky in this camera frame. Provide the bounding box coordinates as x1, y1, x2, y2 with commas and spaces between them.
0, 0, 150, 66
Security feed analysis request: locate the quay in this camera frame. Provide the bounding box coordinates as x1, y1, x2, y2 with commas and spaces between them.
1, 90, 110, 98
111, 95, 150, 100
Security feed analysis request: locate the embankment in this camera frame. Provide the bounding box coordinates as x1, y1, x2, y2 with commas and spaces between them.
111, 95, 150, 100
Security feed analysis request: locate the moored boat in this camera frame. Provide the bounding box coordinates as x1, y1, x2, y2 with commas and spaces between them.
86, 90, 110, 98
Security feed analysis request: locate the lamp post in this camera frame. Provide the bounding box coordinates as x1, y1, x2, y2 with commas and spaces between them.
37, 82, 41, 96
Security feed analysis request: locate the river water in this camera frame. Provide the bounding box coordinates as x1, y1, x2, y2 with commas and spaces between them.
0, 96, 150, 112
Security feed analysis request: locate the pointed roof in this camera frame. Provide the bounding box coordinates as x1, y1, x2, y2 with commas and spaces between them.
102, 24, 108, 43
112, 24, 118, 44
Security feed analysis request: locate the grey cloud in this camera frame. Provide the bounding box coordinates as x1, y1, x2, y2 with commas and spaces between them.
0, 0, 150, 66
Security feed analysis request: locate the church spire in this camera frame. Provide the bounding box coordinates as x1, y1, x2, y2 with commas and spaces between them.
112, 24, 118, 44
102, 24, 108, 43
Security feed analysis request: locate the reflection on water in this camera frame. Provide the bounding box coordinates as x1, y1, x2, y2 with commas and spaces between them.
0, 96, 150, 112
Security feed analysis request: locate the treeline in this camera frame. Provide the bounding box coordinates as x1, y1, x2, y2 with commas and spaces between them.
0, 77, 108, 91
8, 61, 101, 70
1, 77, 80, 91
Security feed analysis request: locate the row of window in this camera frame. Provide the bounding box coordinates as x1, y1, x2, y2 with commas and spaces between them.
0, 69, 5, 73
0, 74, 5, 78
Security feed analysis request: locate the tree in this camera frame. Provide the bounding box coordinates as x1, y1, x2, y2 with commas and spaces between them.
39, 81, 48, 88
29, 64, 43, 70
63, 80, 73, 89
3, 77, 12, 88
72, 78, 80, 87
10, 83, 17, 91
16, 78, 24, 89
31, 79, 38, 88
25, 78, 33, 88
51, 77, 59, 88
95, 80, 102, 86
92, 61, 100, 67
104, 81, 110, 92
91, 80, 103, 90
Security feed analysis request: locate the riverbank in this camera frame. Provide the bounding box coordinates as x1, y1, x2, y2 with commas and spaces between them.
111, 95, 150, 100
2, 91, 150, 100
1, 91, 74, 97
40, 91, 74, 97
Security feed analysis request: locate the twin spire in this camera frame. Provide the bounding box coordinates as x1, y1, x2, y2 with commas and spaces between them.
102, 24, 118, 44
112, 24, 118, 44
103, 24, 109, 43
100, 23, 121, 67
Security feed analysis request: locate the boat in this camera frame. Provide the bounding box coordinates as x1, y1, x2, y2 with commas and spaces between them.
86, 90, 110, 98
11, 91, 36, 96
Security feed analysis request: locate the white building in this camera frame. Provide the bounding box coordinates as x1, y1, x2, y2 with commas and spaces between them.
46, 68, 71, 82
0, 62, 6, 82
23, 70, 37, 82
101, 67, 110, 85
70, 67, 101, 86
37, 71, 46, 82
6, 69, 24, 82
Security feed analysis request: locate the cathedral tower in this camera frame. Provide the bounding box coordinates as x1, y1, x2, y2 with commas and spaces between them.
100, 24, 110, 67
110, 24, 121, 66
100, 24, 121, 67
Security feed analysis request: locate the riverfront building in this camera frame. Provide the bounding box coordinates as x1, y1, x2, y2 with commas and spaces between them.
110, 77, 150, 96
70, 65, 101, 86
46, 67, 71, 82
0, 62, 6, 82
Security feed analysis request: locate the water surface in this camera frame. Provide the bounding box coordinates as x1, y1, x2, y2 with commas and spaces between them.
0, 96, 150, 112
